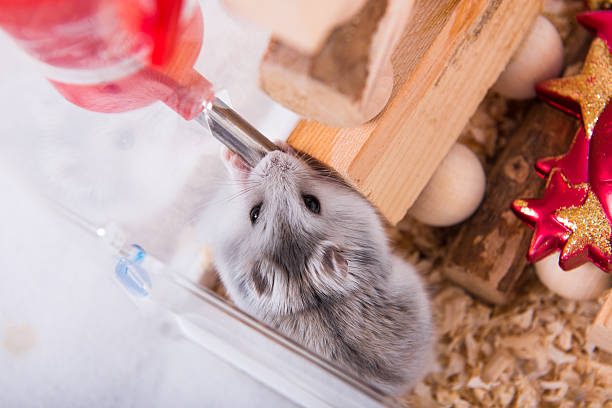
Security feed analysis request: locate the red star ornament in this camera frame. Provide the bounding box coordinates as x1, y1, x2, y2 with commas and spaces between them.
551, 101, 612, 271
535, 126, 590, 185
512, 169, 588, 263
589, 101, 612, 220
536, 37, 612, 137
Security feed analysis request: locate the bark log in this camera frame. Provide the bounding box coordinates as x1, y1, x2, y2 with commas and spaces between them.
443, 103, 579, 304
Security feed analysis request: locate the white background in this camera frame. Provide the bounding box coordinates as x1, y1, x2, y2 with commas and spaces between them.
0, 0, 300, 406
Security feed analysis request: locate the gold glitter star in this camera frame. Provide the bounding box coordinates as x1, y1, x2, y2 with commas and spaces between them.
538, 38, 612, 138
555, 190, 612, 270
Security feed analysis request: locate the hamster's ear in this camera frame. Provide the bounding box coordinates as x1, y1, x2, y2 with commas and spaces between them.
308, 242, 349, 295
220, 146, 250, 180
250, 259, 275, 297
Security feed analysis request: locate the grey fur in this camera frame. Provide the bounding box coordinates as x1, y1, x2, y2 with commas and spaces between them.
198, 146, 434, 395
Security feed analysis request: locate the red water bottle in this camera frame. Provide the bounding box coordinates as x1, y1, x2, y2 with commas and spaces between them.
0, 0, 213, 119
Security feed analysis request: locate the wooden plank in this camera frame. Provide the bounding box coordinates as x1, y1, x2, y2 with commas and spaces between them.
287, 0, 544, 224
588, 291, 612, 353
259, 0, 414, 127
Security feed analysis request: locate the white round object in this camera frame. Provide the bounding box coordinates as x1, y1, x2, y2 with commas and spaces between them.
535, 253, 612, 300
408, 144, 486, 227
493, 16, 564, 99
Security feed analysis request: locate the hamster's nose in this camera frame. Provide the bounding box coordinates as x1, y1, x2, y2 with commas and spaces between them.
265, 151, 291, 171
267, 150, 284, 162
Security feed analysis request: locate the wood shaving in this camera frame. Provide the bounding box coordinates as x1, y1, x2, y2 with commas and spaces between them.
481, 349, 514, 383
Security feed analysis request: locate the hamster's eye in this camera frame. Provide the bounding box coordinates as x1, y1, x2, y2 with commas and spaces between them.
303, 194, 320, 214
250, 203, 262, 224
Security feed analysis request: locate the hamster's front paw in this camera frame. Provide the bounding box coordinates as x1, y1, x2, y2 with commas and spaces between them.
220, 146, 251, 179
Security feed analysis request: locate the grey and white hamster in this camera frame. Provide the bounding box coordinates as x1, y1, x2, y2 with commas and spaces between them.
198, 144, 434, 394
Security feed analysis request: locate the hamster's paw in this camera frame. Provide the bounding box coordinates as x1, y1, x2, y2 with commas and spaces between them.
220, 145, 251, 179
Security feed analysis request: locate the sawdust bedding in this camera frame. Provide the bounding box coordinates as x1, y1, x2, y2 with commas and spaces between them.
396, 233, 612, 407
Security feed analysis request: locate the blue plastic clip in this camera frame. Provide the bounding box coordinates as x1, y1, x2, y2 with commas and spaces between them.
115, 244, 152, 297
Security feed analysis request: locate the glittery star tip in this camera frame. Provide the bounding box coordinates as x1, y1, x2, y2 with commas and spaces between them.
535, 81, 583, 118
534, 157, 557, 179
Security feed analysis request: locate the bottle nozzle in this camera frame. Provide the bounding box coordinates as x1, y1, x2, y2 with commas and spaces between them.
195, 97, 279, 167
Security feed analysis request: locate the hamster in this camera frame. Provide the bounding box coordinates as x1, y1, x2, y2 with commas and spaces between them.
198, 144, 434, 395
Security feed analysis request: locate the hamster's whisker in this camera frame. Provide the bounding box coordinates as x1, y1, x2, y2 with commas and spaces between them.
222, 186, 260, 203
193, 185, 254, 209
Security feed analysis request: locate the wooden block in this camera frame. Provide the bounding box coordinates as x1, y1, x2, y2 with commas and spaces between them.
492, 15, 564, 100
535, 253, 612, 301
588, 291, 612, 353
286, 0, 543, 224
407, 143, 485, 227
443, 103, 578, 304
260, 0, 414, 127
222, 0, 367, 55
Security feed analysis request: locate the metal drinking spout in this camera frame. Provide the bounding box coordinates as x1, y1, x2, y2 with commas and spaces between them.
196, 98, 279, 167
